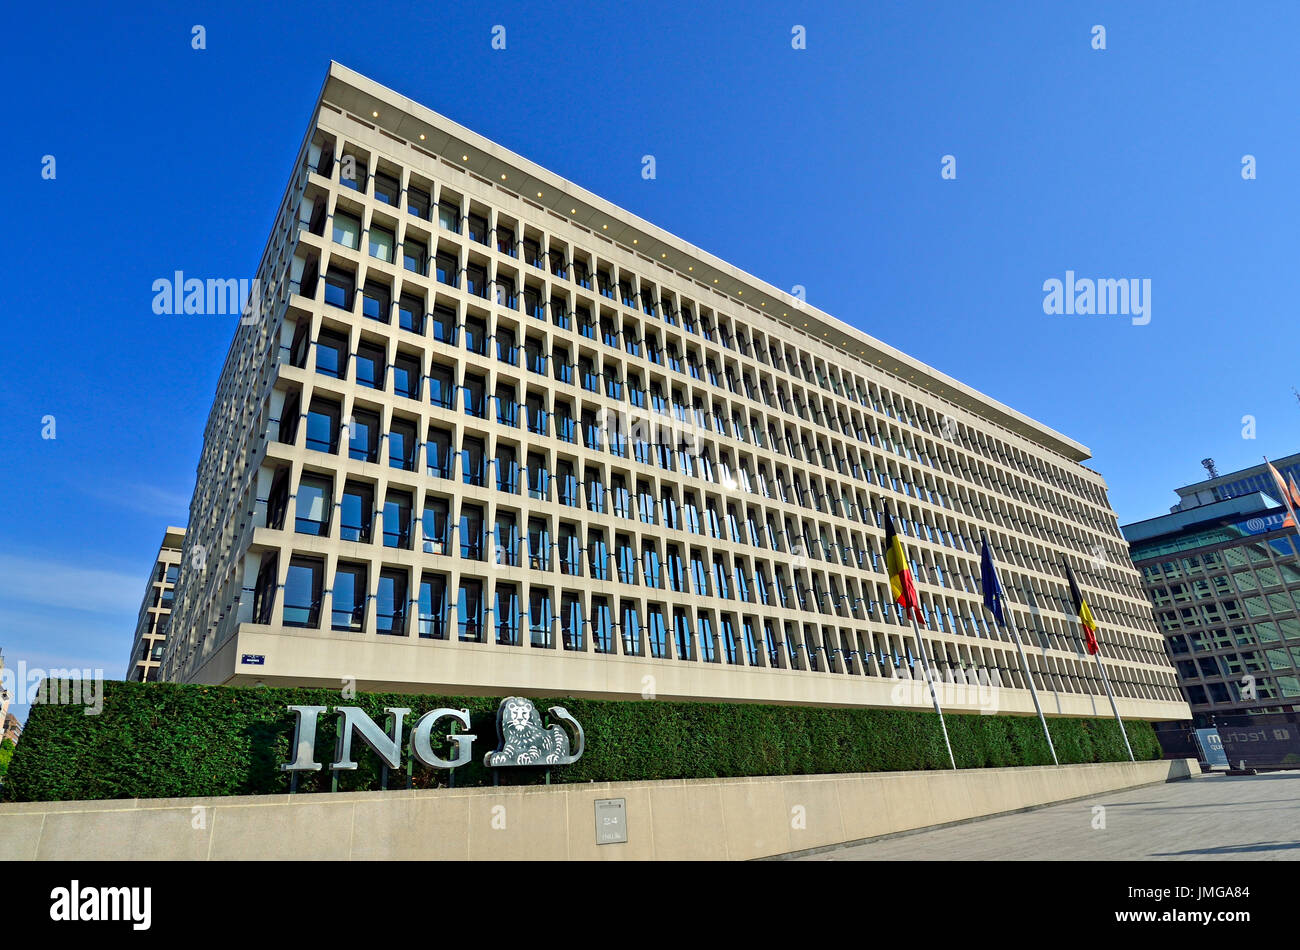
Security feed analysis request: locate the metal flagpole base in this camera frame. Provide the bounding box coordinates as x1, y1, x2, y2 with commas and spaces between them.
1004, 610, 1059, 766
911, 615, 956, 770
1093, 651, 1135, 762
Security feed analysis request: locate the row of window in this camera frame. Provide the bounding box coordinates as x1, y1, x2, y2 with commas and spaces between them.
305, 140, 1114, 520
285, 244, 1137, 603
274, 377, 1160, 643
249, 553, 1173, 700
259, 460, 1167, 667
300, 243, 1118, 539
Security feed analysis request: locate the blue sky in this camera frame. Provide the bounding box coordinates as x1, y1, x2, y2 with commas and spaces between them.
2, 1, 1297, 701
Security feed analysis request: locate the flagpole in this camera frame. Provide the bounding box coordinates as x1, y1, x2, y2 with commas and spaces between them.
1064, 557, 1134, 762
981, 532, 1058, 765
909, 613, 957, 770
1092, 649, 1135, 762
1002, 603, 1059, 766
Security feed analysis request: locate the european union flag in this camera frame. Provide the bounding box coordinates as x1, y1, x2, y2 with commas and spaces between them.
979, 532, 1004, 626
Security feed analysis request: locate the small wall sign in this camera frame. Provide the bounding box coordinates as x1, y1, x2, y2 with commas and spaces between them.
594, 798, 627, 845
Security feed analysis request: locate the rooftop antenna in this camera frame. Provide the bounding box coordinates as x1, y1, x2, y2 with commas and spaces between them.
1201, 458, 1219, 480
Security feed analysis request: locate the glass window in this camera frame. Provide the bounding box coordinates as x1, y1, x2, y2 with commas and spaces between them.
295, 475, 331, 536
432, 306, 458, 345
468, 214, 489, 245
403, 239, 427, 275
561, 594, 584, 650
382, 492, 412, 549
429, 367, 454, 410
375, 569, 407, 636
436, 253, 458, 287
283, 558, 323, 628
529, 518, 551, 571
340, 482, 373, 543
389, 420, 417, 471
393, 355, 420, 399
438, 201, 461, 233
418, 573, 447, 638
332, 563, 367, 631
315, 332, 347, 379
493, 513, 519, 567
323, 268, 354, 310
361, 282, 390, 323
370, 226, 394, 263
648, 607, 668, 658
457, 579, 483, 641
592, 597, 613, 653
306, 400, 340, 454
426, 428, 453, 477
462, 375, 486, 418
462, 437, 486, 486
398, 295, 425, 334
460, 505, 484, 560
348, 410, 380, 462
422, 498, 450, 553
333, 211, 361, 249
355, 344, 384, 389
530, 589, 553, 647
466, 317, 488, 355
496, 584, 519, 644
408, 187, 431, 220
374, 173, 400, 205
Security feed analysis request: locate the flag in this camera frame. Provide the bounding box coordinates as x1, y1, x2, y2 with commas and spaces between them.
1266, 460, 1300, 528
884, 509, 925, 625
1064, 560, 1099, 655
979, 532, 1004, 626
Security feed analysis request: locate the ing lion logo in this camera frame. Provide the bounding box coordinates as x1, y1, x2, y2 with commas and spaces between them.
483, 696, 585, 768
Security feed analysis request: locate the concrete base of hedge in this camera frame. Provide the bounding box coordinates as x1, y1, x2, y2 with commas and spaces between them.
0, 758, 1197, 861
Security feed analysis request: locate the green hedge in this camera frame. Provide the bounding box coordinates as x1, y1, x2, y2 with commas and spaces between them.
4, 680, 1160, 802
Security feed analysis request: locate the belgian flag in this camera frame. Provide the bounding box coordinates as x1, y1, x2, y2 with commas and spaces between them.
1063, 560, 1100, 655
884, 509, 925, 625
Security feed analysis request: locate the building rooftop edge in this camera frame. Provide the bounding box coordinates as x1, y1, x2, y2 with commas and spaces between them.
1174, 451, 1300, 498
1120, 492, 1278, 545
318, 61, 1093, 466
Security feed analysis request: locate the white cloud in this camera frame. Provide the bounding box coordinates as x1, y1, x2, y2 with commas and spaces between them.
74, 480, 192, 519
0, 553, 143, 615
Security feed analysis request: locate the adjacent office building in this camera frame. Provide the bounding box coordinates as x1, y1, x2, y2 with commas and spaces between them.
1123, 456, 1300, 724
159, 63, 1187, 722
2, 713, 20, 746
126, 527, 185, 682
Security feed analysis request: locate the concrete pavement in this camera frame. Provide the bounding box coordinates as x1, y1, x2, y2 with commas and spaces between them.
792, 771, 1300, 860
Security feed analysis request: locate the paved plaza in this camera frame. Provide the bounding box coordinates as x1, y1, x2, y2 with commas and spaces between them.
793, 771, 1300, 860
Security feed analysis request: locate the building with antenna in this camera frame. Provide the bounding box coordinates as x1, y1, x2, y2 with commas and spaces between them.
1123, 456, 1300, 724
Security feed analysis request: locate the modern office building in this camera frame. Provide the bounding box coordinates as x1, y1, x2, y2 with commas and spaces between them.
0, 652, 8, 734
1167, 452, 1300, 512
127, 527, 185, 682
160, 62, 1186, 723
1123, 463, 1300, 725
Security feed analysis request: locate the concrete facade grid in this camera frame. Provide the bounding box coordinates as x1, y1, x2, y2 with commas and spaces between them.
127, 527, 185, 682
160, 65, 1187, 721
